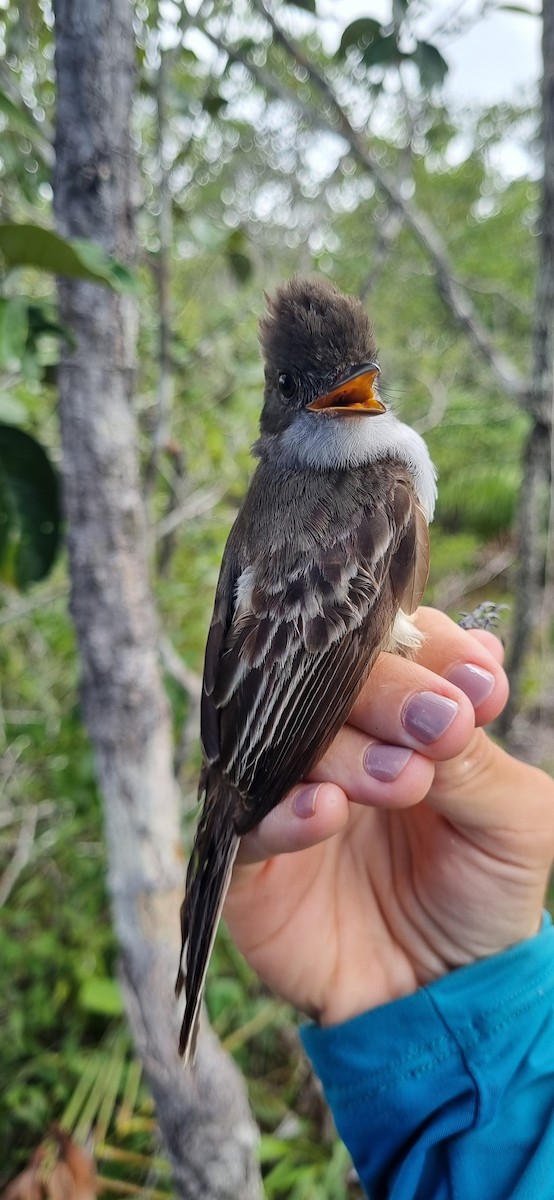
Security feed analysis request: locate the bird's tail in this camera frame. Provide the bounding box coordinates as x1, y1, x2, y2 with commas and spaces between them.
176, 775, 240, 1065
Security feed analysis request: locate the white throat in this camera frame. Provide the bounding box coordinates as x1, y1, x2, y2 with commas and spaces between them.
274, 409, 437, 520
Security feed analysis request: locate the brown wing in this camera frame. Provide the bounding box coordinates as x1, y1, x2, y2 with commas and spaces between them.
389, 483, 430, 614
201, 472, 428, 834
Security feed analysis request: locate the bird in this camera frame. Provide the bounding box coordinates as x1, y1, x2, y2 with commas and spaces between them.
176, 276, 437, 1064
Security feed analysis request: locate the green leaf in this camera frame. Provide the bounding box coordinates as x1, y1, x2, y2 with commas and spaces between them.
0, 299, 71, 378
362, 32, 404, 69
413, 40, 449, 88
283, 0, 316, 11
259, 1136, 291, 1164
0, 224, 137, 293
78, 977, 123, 1018
227, 252, 252, 282
337, 17, 383, 57
203, 92, 228, 116
69, 239, 137, 293
0, 394, 28, 425
0, 88, 38, 139
498, 3, 537, 12
0, 297, 28, 369
0, 423, 61, 589
27, 302, 72, 345
225, 229, 253, 283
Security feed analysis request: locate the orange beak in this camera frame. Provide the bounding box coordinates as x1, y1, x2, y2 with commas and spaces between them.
306, 364, 385, 416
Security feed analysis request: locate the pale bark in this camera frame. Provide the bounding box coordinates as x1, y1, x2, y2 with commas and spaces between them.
501, 0, 554, 734
145, 45, 173, 502
52, 1, 261, 1195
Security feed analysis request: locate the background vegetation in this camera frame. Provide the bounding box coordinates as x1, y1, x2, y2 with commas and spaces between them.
0, 0, 552, 1195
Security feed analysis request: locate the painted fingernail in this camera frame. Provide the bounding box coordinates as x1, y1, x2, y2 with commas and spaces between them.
293, 785, 318, 819
447, 663, 495, 709
364, 743, 413, 782
402, 692, 459, 744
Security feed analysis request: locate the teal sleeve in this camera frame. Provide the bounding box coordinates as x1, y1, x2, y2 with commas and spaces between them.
301, 917, 554, 1199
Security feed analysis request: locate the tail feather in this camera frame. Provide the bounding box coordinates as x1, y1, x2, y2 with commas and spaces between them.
177, 776, 240, 1065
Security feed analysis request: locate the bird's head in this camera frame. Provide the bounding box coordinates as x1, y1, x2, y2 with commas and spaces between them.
258, 276, 385, 437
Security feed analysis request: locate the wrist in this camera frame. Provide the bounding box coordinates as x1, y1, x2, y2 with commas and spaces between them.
318, 955, 419, 1027
318, 913, 552, 1028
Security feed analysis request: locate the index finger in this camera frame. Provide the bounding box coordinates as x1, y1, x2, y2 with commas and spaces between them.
351, 608, 509, 735
413, 607, 505, 671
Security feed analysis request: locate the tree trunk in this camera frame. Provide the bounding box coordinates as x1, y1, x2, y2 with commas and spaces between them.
52, 1, 261, 1195
501, 0, 554, 734
500, 424, 549, 734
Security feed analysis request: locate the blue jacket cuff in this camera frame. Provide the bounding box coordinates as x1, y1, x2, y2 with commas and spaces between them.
301, 918, 554, 1199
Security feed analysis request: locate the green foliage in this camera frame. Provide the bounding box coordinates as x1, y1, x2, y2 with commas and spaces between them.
61, 1028, 173, 1195
499, 3, 538, 12
0, 423, 60, 588
284, 0, 316, 11
0, 629, 116, 1176
338, 18, 383, 57
0, 223, 137, 293
261, 1135, 356, 1199
0, 599, 172, 1192
0, 295, 28, 368
426, 393, 527, 541
427, 529, 480, 589
208, 930, 363, 1197
0, 295, 69, 385
413, 41, 449, 89
78, 976, 124, 1018
438, 467, 519, 539
0, 215, 139, 597
0, 87, 39, 139
337, 14, 447, 90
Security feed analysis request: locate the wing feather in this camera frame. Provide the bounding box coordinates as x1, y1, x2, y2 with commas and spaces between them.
201, 465, 427, 833
390, 494, 430, 615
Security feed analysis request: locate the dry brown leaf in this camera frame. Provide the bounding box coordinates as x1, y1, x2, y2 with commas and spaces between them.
44, 1163, 73, 1200
51, 1129, 97, 1200
1, 1149, 45, 1200
2, 1130, 97, 1200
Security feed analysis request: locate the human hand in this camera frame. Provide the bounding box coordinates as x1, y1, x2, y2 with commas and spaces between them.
224, 608, 554, 1027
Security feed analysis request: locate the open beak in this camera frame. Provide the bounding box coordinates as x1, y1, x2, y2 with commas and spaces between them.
306, 363, 385, 416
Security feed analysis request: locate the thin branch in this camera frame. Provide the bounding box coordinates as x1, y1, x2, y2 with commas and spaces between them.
434, 547, 517, 613
413, 374, 452, 434
213, 0, 526, 404
199, 26, 334, 134
0, 65, 55, 169
144, 45, 174, 499
464, 276, 533, 318
154, 482, 225, 538
0, 800, 56, 830
0, 806, 37, 906
159, 637, 202, 776
358, 209, 404, 301
159, 635, 202, 703
0, 585, 68, 626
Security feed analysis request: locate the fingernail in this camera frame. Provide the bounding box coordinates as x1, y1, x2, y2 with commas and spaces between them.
364, 743, 413, 782
293, 785, 318, 819
402, 692, 458, 744
446, 663, 495, 709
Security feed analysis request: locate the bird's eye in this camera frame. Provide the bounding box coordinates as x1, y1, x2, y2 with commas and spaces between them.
278, 371, 297, 400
